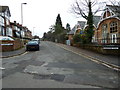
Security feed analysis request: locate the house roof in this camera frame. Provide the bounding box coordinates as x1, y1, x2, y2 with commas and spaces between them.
77, 21, 86, 30
93, 16, 101, 27
0, 6, 11, 16
106, 5, 120, 18
67, 25, 76, 35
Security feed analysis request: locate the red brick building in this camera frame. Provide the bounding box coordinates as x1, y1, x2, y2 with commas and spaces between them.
96, 5, 120, 45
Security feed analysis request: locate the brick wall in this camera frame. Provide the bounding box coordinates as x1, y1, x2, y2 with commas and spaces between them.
13, 39, 24, 50
73, 43, 120, 55
97, 18, 120, 44
0, 40, 14, 52
0, 39, 24, 52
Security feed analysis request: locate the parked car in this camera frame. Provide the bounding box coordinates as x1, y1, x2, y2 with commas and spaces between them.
32, 38, 40, 44
0, 36, 14, 41
26, 41, 40, 51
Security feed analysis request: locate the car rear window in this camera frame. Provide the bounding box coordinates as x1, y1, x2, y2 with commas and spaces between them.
28, 41, 38, 44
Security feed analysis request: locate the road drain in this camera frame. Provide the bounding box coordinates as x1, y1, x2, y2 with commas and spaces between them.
33, 74, 65, 82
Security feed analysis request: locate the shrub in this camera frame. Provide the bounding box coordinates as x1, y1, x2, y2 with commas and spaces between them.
73, 34, 81, 43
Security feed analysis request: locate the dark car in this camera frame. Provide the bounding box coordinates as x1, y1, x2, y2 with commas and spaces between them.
26, 41, 40, 51
32, 39, 40, 44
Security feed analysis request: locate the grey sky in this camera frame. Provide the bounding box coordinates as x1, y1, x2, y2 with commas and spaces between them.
0, 0, 110, 37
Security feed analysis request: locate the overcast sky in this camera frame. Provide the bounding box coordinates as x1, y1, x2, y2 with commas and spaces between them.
0, 0, 110, 38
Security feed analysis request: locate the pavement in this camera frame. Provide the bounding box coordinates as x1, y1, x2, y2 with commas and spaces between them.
56, 43, 120, 71
1, 41, 120, 71
1, 47, 26, 58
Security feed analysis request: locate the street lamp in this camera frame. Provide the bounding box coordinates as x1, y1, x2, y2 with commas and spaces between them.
33, 27, 35, 36
21, 3, 27, 25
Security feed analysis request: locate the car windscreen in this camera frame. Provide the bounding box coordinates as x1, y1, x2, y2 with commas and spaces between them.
27, 41, 38, 44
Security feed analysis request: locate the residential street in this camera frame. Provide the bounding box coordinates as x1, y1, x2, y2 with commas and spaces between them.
2, 41, 119, 88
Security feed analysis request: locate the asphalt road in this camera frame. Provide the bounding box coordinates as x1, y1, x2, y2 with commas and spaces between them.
2, 41, 120, 88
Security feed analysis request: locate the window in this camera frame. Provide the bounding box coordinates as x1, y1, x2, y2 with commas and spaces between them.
0, 26, 2, 35
14, 26, 17, 30
6, 27, 12, 36
111, 34, 117, 43
110, 22, 117, 33
0, 26, 4, 35
0, 16, 4, 26
102, 24, 108, 43
6, 19, 9, 25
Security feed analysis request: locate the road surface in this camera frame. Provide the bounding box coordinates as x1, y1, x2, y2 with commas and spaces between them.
2, 41, 119, 88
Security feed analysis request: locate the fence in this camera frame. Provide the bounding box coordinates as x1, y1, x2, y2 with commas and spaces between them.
95, 37, 120, 45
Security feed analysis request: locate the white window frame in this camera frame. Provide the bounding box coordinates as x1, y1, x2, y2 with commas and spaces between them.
102, 24, 108, 44
111, 34, 117, 43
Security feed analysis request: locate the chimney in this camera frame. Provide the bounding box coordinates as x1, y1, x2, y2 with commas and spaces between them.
14, 21, 16, 24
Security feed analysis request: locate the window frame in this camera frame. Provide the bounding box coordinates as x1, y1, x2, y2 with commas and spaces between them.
110, 21, 118, 33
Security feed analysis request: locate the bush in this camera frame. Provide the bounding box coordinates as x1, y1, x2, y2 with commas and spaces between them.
73, 34, 81, 44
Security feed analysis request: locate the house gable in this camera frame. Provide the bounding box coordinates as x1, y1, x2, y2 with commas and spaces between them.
102, 8, 114, 19
0, 6, 11, 17
74, 21, 86, 35
100, 5, 120, 21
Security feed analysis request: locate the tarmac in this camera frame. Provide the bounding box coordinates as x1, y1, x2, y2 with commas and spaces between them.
1, 42, 120, 71
1, 47, 26, 58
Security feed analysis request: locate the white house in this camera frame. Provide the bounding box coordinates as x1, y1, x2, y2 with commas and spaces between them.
0, 6, 12, 37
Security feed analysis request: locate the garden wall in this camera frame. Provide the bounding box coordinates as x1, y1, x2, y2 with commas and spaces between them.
73, 43, 120, 56
0, 39, 24, 52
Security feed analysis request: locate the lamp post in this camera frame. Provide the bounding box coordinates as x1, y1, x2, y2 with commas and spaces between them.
33, 27, 35, 37
21, 3, 27, 25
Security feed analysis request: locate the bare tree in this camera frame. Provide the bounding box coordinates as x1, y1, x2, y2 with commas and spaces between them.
71, 0, 101, 20
71, 0, 101, 43
109, 0, 120, 6
108, 0, 120, 15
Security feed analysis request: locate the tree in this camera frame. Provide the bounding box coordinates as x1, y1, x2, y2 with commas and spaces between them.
71, 0, 100, 43
85, 1, 94, 43
54, 14, 64, 35
43, 32, 47, 40
66, 23, 71, 32
73, 34, 81, 44
109, 0, 120, 6
54, 14, 65, 43
109, 0, 120, 17
55, 14, 62, 27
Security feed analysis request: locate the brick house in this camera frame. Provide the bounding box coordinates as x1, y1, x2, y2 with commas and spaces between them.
67, 25, 76, 45
10, 21, 21, 38
24, 27, 32, 40
74, 21, 86, 35
0, 6, 12, 37
10, 21, 32, 40
97, 5, 120, 45
67, 21, 86, 45
83, 16, 101, 43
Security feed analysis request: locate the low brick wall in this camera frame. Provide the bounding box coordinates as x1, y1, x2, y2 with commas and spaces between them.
0, 40, 14, 52
13, 39, 24, 50
0, 39, 24, 52
73, 43, 120, 55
